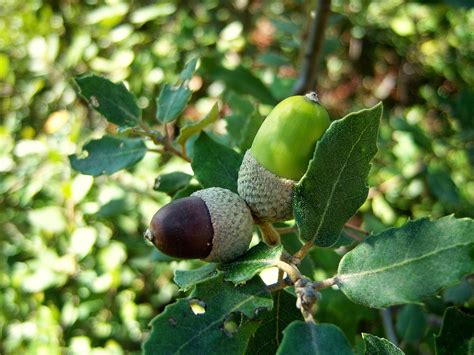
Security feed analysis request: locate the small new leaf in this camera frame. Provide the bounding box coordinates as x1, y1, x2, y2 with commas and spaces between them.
176, 103, 219, 145
143, 275, 272, 355
294, 103, 382, 246
220, 243, 284, 284
156, 84, 192, 123
337, 216, 474, 308
69, 136, 146, 176
362, 334, 404, 355
277, 321, 353, 355
192, 133, 243, 193
75, 75, 141, 128
180, 57, 199, 82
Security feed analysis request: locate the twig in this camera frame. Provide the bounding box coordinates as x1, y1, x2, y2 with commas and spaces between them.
314, 276, 338, 290
344, 223, 369, 235
272, 260, 302, 283
134, 124, 192, 162
266, 277, 292, 292
293, 0, 332, 95
379, 308, 399, 346
293, 240, 314, 263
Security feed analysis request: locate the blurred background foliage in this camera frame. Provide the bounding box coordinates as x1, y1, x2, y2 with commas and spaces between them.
0, 0, 473, 354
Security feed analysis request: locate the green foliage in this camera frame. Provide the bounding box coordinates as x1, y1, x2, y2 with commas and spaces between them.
191, 133, 243, 193
69, 136, 147, 176
2, 0, 473, 353
247, 291, 302, 354
362, 334, 404, 355
294, 103, 382, 246
338, 216, 474, 308
75, 75, 141, 128
219, 243, 284, 284
143, 276, 272, 354
277, 321, 353, 355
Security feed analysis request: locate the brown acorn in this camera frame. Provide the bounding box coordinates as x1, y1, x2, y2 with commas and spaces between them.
145, 187, 254, 263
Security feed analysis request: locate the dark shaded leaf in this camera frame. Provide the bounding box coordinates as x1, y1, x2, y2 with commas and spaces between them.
191, 133, 243, 193
277, 321, 353, 355
154, 172, 193, 194
247, 291, 302, 355
435, 307, 474, 355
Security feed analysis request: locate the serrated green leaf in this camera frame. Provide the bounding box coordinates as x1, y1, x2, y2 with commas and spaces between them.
435, 307, 474, 355
443, 279, 474, 305
153, 172, 193, 194
277, 321, 353, 355
156, 84, 192, 123
75, 75, 140, 128
180, 57, 199, 82
247, 291, 302, 354
69, 136, 146, 176
294, 103, 382, 246
219, 243, 284, 284
174, 263, 219, 291
362, 334, 404, 355
337, 216, 474, 308
395, 304, 427, 342
200, 57, 276, 105
176, 103, 219, 145
143, 275, 272, 355
191, 132, 243, 193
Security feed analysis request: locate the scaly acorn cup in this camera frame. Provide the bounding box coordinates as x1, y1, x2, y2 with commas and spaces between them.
144, 187, 254, 263
238, 92, 330, 222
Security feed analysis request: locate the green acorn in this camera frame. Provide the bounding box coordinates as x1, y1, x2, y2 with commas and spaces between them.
145, 187, 254, 263
238, 92, 330, 222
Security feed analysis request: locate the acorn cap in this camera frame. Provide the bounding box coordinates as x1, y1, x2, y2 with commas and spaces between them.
237, 150, 295, 222
192, 187, 254, 262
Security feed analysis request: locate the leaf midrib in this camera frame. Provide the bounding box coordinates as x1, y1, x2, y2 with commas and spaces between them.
338, 240, 472, 282
310, 120, 372, 241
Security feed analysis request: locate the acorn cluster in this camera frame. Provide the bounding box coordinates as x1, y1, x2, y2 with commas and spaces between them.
145, 93, 330, 263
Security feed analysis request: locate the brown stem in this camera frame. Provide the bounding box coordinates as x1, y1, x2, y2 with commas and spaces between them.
293, 0, 332, 95
258, 221, 281, 246
344, 222, 369, 235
